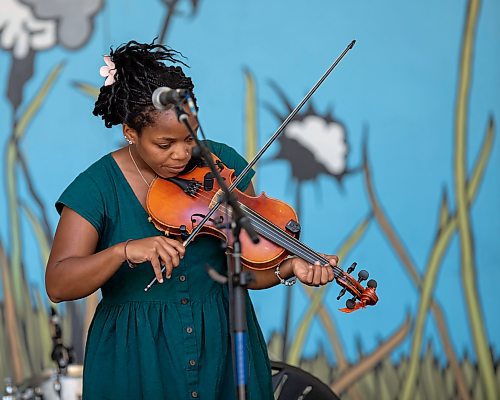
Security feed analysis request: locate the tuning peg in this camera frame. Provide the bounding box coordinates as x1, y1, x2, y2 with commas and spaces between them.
346, 298, 356, 309
367, 279, 377, 289
336, 287, 347, 300
346, 262, 357, 274
358, 270, 369, 282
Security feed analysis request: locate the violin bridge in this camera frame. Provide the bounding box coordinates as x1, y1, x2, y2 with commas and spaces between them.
208, 189, 225, 210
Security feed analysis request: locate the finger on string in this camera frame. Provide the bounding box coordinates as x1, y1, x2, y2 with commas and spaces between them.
327, 266, 335, 282
320, 253, 338, 267
329, 255, 339, 266
320, 266, 330, 285
312, 261, 322, 286
322, 255, 338, 280
306, 262, 314, 284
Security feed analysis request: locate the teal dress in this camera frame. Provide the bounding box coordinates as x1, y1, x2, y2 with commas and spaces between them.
56, 141, 273, 400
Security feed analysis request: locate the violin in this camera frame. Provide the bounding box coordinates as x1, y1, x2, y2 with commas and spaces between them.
146, 152, 378, 313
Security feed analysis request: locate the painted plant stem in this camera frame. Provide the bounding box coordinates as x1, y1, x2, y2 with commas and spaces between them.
0, 240, 26, 381
6, 63, 64, 314
454, 0, 497, 398
22, 204, 51, 274
401, 116, 495, 400
363, 145, 471, 400
331, 314, 412, 395
287, 213, 372, 366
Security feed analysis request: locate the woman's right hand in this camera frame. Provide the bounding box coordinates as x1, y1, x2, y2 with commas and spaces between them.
124, 236, 186, 282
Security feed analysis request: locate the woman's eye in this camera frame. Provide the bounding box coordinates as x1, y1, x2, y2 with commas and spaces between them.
158, 143, 171, 149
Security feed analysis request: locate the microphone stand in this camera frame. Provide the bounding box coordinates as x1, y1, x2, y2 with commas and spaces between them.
173, 103, 259, 400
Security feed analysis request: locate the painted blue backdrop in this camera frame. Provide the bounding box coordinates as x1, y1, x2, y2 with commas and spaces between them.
1, 0, 499, 398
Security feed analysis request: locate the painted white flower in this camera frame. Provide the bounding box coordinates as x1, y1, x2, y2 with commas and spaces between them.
99, 56, 117, 86
0, 0, 56, 59
286, 115, 348, 176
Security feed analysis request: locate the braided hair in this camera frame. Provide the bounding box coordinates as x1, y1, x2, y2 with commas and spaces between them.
93, 40, 197, 132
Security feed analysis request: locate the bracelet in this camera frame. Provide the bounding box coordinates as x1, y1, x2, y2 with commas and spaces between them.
124, 239, 137, 269
275, 264, 297, 286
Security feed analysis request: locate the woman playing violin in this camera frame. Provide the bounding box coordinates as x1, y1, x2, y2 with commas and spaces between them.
45, 40, 338, 400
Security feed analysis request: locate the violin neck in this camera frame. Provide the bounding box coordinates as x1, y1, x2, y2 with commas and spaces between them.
238, 202, 334, 272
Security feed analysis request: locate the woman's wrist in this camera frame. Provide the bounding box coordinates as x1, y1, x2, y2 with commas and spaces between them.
113, 241, 134, 267
275, 257, 297, 286
121, 239, 137, 268
279, 257, 297, 278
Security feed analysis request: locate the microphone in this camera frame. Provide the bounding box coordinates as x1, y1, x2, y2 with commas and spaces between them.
152, 87, 188, 110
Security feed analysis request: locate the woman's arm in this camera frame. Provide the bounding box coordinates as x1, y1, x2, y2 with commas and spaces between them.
46, 207, 185, 302
45, 207, 125, 302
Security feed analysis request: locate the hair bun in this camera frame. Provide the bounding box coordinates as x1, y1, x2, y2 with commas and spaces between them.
92, 39, 197, 132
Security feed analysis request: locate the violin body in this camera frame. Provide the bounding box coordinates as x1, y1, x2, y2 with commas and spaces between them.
147, 153, 299, 270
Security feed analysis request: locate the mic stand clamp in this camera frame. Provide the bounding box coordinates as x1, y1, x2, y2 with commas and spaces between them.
231, 269, 254, 288
174, 103, 257, 400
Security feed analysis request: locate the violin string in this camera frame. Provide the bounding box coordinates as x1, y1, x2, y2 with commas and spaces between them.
242, 205, 342, 265
184, 190, 341, 274
236, 201, 328, 262
178, 189, 344, 276
185, 190, 326, 264
238, 204, 344, 276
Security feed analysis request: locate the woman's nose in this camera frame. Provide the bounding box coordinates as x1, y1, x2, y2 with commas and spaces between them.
172, 144, 190, 160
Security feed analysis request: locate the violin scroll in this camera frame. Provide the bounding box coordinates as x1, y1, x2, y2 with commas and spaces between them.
335, 262, 378, 313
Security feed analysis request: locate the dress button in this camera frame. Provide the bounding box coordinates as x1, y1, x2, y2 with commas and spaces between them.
186, 326, 193, 334
189, 359, 196, 366
179, 275, 186, 282
191, 391, 198, 398
181, 298, 189, 305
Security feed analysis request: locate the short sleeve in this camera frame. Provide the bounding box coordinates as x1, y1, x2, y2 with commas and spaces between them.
55, 171, 105, 235
204, 140, 255, 191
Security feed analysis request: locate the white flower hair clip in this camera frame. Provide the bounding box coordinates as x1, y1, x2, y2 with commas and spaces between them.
99, 55, 117, 86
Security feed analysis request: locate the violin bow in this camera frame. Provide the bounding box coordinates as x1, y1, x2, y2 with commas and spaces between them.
183, 40, 356, 247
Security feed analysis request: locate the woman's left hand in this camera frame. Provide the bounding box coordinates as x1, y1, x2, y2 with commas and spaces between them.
291, 255, 338, 286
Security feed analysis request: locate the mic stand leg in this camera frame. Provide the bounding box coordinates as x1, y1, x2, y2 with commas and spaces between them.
229, 222, 254, 400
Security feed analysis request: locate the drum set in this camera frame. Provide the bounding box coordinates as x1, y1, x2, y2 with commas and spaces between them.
2, 308, 82, 400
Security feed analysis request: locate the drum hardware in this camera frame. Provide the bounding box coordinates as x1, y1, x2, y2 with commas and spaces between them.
5, 308, 82, 400
46, 307, 79, 400
49, 307, 75, 376
2, 377, 18, 400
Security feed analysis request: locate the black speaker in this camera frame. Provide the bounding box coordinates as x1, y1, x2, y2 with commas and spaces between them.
271, 361, 341, 400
